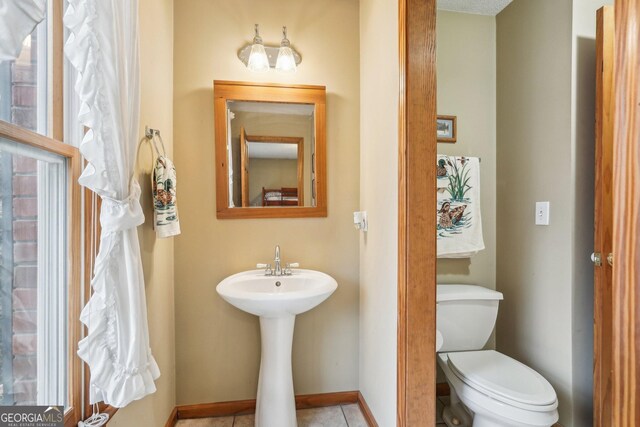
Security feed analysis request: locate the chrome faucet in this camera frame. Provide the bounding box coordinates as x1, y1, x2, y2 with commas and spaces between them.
256, 245, 299, 276
274, 245, 282, 276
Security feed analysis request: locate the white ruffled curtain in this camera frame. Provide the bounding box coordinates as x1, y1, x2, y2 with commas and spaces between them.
0, 0, 46, 61
65, 0, 159, 407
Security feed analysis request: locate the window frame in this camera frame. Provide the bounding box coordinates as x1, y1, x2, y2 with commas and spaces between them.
0, 125, 82, 426
0, 0, 82, 425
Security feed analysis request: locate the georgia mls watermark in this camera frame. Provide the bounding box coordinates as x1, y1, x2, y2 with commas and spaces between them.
0, 406, 63, 427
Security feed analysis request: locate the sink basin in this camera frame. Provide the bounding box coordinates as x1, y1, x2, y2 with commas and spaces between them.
216, 269, 338, 317
216, 269, 338, 427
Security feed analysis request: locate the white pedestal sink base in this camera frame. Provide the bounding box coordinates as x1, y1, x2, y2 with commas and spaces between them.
216, 270, 338, 427
255, 314, 297, 427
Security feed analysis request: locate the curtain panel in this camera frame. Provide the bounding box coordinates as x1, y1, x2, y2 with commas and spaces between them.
0, 0, 46, 61
64, 0, 159, 408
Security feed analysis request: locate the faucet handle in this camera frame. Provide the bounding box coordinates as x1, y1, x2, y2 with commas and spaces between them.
257, 263, 273, 275
284, 263, 299, 276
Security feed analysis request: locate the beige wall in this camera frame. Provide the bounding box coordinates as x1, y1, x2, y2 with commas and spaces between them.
435, 10, 497, 385
109, 0, 176, 424
436, 10, 497, 320
174, 0, 360, 405
359, 0, 398, 425
496, 1, 577, 425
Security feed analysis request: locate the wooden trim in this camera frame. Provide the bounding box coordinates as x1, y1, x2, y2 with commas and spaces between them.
214, 81, 327, 219
594, 6, 615, 427
240, 127, 248, 206
436, 382, 451, 397
245, 135, 306, 144
436, 115, 457, 143
214, 81, 326, 106
397, 0, 407, 420
296, 391, 357, 409
216, 206, 327, 219
51, 0, 64, 141
175, 391, 359, 420
214, 80, 326, 92
244, 134, 305, 206
397, 0, 437, 426
357, 392, 379, 427
164, 407, 178, 427
612, 0, 640, 425
64, 148, 83, 426
0, 121, 77, 158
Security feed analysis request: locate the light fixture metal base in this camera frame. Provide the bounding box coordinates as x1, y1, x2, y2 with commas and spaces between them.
238, 44, 302, 68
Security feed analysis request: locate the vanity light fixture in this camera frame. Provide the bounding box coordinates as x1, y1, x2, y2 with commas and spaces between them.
247, 24, 270, 73
276, 27, 296, 73
238, 25, 302, 72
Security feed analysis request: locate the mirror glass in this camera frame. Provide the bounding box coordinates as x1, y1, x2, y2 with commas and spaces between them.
226, 100, 315, 208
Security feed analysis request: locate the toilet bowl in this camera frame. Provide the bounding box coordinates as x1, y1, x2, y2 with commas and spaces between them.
437, 285, 559, 427
438, 351, 558, 427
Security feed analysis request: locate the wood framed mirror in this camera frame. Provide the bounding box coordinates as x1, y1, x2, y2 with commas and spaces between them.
214, 81, 327, 219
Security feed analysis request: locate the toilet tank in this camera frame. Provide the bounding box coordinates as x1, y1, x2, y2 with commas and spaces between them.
437, 284, 503, 352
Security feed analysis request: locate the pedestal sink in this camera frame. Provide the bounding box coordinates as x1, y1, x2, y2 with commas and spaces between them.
216, 269, 338, 427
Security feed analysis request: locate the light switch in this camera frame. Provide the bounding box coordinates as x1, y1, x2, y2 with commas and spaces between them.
535, 201, 550, 226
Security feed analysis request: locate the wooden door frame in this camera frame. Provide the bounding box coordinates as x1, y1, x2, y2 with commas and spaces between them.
397, 0, 437, 425
594, 6, 615, 426
240, 127, 249, 207
612, 0, 640, 425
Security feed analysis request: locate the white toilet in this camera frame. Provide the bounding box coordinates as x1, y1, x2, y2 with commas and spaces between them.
437, 284, 559, 427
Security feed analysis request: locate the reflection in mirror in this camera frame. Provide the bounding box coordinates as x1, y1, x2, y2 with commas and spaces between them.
226, 101, 315, 208
214, 81, 326, 219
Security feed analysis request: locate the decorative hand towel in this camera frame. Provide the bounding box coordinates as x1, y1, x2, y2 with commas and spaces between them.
436, 155, 484, 258
151, 135, 181, 238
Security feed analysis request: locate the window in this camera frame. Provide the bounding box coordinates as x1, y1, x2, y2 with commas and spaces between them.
0, 137, 67, 406
0, 1, 82, 425
0, 16, 49, 136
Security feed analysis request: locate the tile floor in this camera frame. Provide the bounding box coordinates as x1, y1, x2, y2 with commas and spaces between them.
175, 403, 368, 427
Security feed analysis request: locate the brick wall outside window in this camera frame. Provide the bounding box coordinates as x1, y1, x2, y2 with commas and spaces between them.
0, 33, 39, 406
11, 153, 38, 406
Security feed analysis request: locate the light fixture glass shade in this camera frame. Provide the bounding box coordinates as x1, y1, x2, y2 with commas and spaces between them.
276, 46, 296, 73
247, 24, 270, 72
248, 43, 269, 72
276, 26, 296, 73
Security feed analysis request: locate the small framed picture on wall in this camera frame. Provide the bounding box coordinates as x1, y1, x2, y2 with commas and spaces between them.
437, 115, 457, 143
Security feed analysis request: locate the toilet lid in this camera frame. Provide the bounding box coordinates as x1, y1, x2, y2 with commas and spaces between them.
447, 350, 557, 409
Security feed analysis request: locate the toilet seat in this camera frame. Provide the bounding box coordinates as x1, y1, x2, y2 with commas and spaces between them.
446, 350, 558, 412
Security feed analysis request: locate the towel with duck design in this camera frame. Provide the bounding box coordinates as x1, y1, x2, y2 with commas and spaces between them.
436, 155, 484, 258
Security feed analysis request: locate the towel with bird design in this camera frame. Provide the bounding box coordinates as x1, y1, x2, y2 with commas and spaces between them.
436, 155, 484, 258
152, 138, 181, 238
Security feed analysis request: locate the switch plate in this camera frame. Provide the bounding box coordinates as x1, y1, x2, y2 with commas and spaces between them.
535, 201, 550, 225
353, 211, 368, 232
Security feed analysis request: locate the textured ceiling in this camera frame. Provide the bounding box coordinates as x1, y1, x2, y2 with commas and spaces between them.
437, 0, 513, 16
